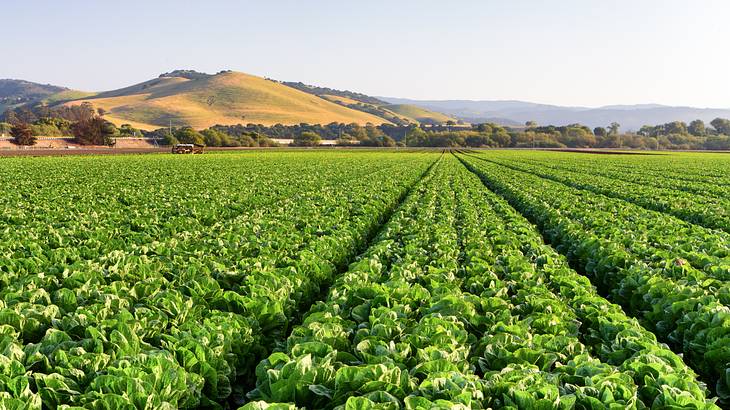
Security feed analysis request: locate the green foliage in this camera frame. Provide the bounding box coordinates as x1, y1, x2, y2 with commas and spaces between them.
200, 128, 241, 147
404, 123, 510, 148
174, 127, 205, 145
118, 124, 143, 137
461, 150, 730, 407
0, 150, 726, 408
30, 123, 63, 137
336, 133, 357, 146
246, 155, 720, 409
711, 118, 730, 135
0, 151, 436, 408
292, 131, 321, 147
689, 119, 706, 136
360, 135, 395, 147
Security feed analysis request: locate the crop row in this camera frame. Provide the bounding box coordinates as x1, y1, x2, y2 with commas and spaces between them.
458, 152, 730, 405
515, 153, 730, 199
0, 152, 410, 264
462, 152, 730, 284
243, 156, 717, 409
535, 152, 730, 184
502, 151, 730, 194
0, 152, 438, 408
479, 151, 730, 233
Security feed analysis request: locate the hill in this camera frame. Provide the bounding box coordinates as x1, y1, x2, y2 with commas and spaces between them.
380, 97, 730, 130
62, 71, 390, 130
283, 81, 456, 125
0, 79, 81, 113
381, 104, 457, 125
282, 81, 387, 106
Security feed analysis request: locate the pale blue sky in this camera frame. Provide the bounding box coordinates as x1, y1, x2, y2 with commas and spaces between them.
2, 0, 729, 107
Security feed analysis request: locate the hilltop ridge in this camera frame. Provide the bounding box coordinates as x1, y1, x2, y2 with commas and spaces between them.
60, 71, 391, 130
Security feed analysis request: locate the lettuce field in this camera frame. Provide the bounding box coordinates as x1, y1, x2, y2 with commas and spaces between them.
0, 150, 729, 409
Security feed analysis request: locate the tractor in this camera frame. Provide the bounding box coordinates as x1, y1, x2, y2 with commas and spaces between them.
172, 143, 205, 154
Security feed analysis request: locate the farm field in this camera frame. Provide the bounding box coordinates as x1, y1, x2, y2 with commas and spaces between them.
0, 150, 728, 409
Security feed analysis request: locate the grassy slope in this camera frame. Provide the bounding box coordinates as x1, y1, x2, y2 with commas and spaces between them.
321, 94, 363, 106
62, 72, 390, 130
44, 90, 97, 104
321, 94, 456, 125
382, 104, 456, 124
0, 89, 95, 116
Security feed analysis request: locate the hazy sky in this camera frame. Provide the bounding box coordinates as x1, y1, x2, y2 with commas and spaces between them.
3, 0, 729, 107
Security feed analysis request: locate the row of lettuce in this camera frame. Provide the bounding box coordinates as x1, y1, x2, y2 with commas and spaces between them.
0, 152, 437, 408
458, 151, 730, 406
502, 151, 730, 197
475, 151, 730, 233
242, 156, 718, 409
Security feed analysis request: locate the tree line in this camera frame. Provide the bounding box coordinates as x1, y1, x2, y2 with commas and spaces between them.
3, 101, 730, 150
1, 103, 123, 146
397, 119, 730, 150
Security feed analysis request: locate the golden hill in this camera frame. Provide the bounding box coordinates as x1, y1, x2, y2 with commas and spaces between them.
382, 104, 457, 125
62, 72, 390, 130
319, 95, 455, 125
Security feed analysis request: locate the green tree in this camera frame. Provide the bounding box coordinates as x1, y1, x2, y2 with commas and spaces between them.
146, 128, 178, 145
30, 123, 64, 137
405, 127, 427, 146
364, 124, 384, 139
664, 121, 688, 135
336, 133, 357, 146
476, 123, 493, 133
201, 128, 240, 147
491, 128, 511, 147
237, 134, 256, 147
347, 123, 368, 140
562, 127, 596, 148
593, 127, 607, 137
292, 131, 321, 146
637, 125, 655, 137
174, 127, 206, 145
608, 122, 621, 136
11, 123, 37, 146
381, 135, 396, 147
163, 132, 179, 146
119, 124, 143, 137
465, 134, 491, 147
688, 119, 706, 136
710, 118, 730, 135
525, 121, 538, 128
202, 129, 222, 146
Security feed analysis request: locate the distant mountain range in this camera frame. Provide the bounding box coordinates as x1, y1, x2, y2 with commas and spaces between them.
380, 97, 730, 130
3, 72, 729, 131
